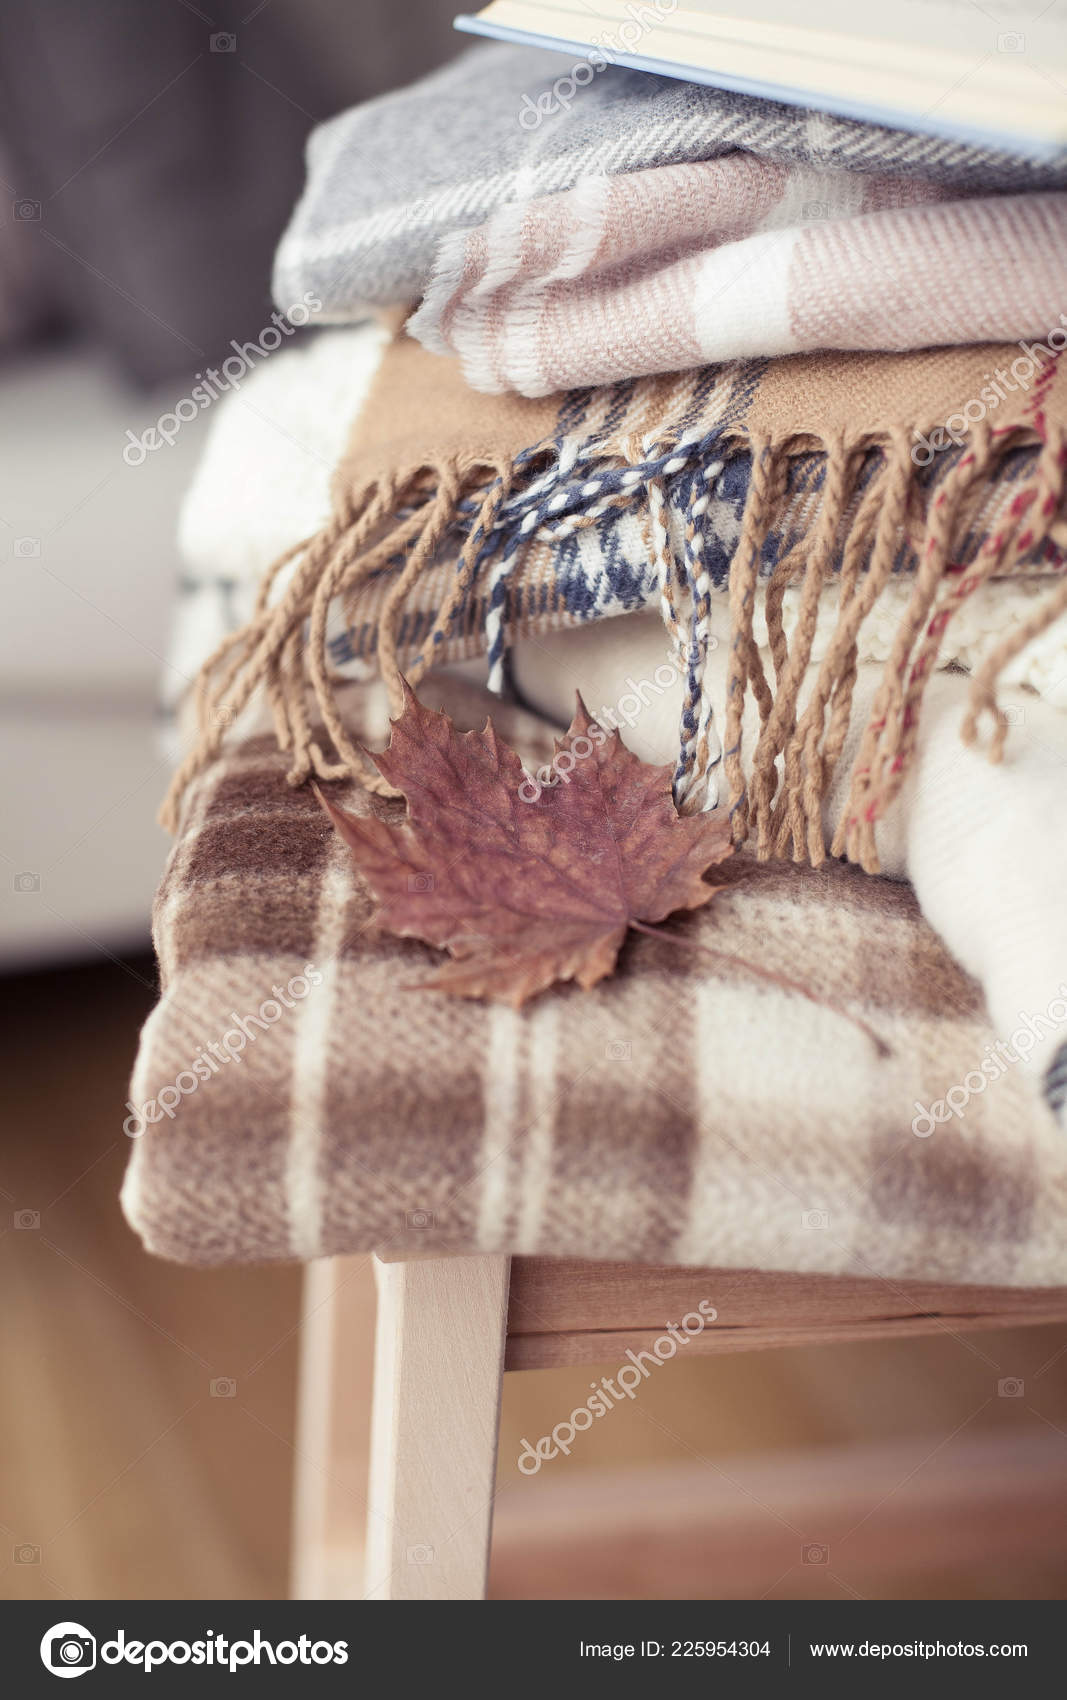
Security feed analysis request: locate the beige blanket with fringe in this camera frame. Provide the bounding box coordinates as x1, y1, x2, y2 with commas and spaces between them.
163, 336, 1067, 874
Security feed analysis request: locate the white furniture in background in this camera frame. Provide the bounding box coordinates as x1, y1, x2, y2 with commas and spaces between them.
0, 345, 209, 969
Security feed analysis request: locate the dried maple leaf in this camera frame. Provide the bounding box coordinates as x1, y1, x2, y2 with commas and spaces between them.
317, 683, 734, 1007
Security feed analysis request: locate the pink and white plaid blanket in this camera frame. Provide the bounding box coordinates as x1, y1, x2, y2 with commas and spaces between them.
409, 157, 1067, 396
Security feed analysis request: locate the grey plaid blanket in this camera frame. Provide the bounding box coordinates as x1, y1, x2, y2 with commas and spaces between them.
272, 43, 1067, 318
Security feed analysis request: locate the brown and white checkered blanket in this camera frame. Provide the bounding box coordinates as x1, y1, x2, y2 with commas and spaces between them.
123, 679, 1067, 1286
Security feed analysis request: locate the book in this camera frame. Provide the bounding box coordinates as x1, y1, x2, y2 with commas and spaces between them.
454, 1, 1067, 157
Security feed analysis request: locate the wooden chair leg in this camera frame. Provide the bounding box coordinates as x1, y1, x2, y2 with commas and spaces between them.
363, 1254, 511, 1601
290, 1255, 378, 1600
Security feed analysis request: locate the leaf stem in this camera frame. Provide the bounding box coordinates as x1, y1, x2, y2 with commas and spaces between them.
629, 919, 891, 1059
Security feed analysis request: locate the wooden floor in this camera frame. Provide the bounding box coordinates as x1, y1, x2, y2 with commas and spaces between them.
2, 953, 1067, 1600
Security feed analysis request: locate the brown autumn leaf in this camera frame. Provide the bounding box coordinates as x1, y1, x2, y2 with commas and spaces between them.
316, 682, 734, 1007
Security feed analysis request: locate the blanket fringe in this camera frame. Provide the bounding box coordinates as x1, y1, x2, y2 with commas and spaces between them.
726, 423, 1067, 872
160, 456, 511, 831
160, 425, 1067, 871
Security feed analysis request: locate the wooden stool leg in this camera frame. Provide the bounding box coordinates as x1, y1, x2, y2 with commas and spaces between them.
363, 1254, 511, 1601
290, 1255, 378, 1600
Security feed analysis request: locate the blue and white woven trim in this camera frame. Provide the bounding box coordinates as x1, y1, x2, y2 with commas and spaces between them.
1045, 1037, 1067, 1124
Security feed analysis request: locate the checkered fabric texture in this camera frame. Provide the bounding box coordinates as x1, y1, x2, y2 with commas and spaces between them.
410, 165, 1067, 395
124, 678, 1067, 1285
273, 42, 1067, 319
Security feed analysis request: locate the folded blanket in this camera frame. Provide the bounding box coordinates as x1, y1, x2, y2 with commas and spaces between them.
124, 675, 1067, 1281
273, 43, 1067, 320
171, 316, 1067, 1121
409, 165, 1067, 393
173, 327, 1067, 720
163, 330, 1067, 878
168, 323, 392, 725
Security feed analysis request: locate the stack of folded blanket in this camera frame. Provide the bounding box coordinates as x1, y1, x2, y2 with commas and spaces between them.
128, 43, 1067, 1273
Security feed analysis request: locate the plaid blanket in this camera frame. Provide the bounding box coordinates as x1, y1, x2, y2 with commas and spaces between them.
410, 163, 1067, 393
273, 43, 1067, 320
124, 678, 1067, 1283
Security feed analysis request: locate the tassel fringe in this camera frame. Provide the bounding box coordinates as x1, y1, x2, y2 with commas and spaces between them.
160, 425, 1067, 872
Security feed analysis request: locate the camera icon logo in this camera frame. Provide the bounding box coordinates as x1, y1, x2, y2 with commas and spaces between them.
13, 871, 41, 894
210, 31, 237, 51
406, 1208, 436, 1230
407, 872, 434, 893
13, 198, 41, 220
802, 1542, 830, 1565
997, 1376, 1025, 1398
40, 1622, 96, 1678
407, 1543, 435, 1564
14, 537, 41, 557
802, 1209, 829, 1230
997, 30, 1025, 51
15, 1543, 41, 1563
14, 1209, 40, 1230
605, 1040, 632, 1061
802, 201, 830, 219
210, 1377, 237, 1398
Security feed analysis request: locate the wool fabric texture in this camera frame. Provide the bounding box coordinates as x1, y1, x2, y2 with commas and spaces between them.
172, 325, 1067, 725
409, 162, 1067, 393
125, 675, 1067, 1280
168, 320, 1067, 1079
513, 614, 1067, 1119
161, 332, 1067, 876
273, 43, 1067, 320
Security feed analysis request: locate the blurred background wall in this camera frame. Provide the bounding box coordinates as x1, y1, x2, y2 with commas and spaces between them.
0, 0, 462, 970
1, 0, 1065, 1605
